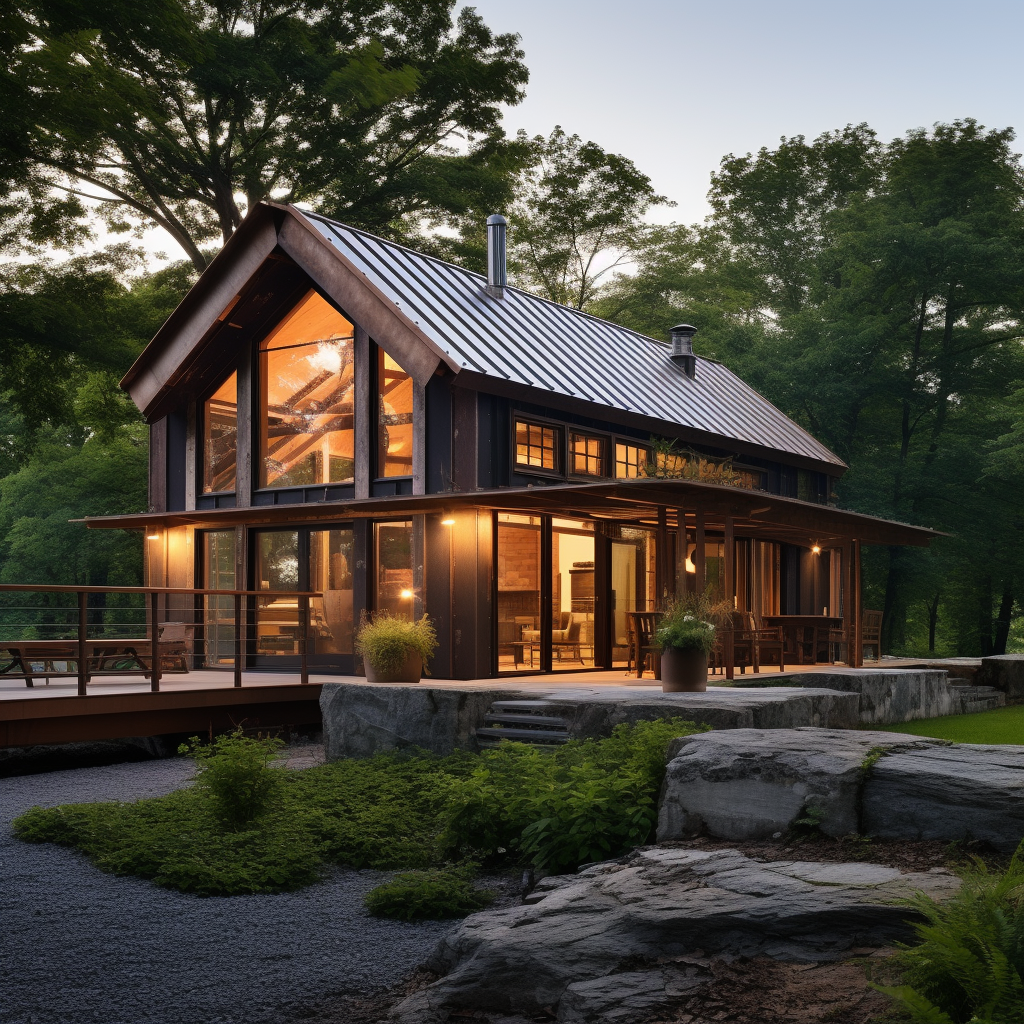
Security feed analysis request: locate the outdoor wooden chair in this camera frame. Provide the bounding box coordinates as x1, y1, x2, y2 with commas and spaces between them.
627, 611, 662, 678
748, 611, 786, 671
862, 610, 883, 662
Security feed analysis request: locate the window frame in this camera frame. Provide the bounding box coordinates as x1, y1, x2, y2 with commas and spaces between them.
612, 439, 652, 480
512, 416, 564, 477
567, 430, 611, 480
254, 289, 358, 493
198, 368, 240, 496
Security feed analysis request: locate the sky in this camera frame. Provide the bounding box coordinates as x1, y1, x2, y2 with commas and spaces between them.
458, 0, 1024, 225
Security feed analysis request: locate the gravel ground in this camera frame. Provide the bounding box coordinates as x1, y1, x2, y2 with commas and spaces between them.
0, 752, 456, 1024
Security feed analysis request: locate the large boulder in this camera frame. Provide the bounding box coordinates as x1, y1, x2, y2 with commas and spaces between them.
657, 728, 1024, 853
391, 847, 958, 1022
657, 728, 937, 841
863, 743, 1024, 852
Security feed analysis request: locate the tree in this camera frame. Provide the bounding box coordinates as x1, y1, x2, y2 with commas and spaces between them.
599, 120, 1024, 655
503, 127, 670, 309
14, 0, 529, 271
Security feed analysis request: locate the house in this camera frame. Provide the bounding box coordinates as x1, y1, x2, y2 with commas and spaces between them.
86, 203, 936, 679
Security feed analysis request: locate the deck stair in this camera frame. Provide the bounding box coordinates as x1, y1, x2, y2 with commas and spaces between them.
949, 679, 1005, 714
475, 700, 571, 748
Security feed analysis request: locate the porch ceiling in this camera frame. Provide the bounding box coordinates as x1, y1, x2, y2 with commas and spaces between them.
81, 479, 941, 548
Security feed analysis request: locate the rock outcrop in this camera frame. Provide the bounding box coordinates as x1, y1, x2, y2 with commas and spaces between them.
390, 847, 958, 1022
658, 728, 1024, 852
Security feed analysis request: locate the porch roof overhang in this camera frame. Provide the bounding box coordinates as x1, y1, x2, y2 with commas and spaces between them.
81, 479, 941, 548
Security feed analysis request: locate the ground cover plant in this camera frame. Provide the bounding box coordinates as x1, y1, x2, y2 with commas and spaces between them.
881, 705, 1024, 745
13, 718, 704, 900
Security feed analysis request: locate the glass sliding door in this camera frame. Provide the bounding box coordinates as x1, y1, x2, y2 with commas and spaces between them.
202, 530, 235, 666
610, 526, 656, 669
255, 531, 301, 656
550, 518, 595, 668
496, 514, 543, 672
309, 528, 355, 657
374, 521, 414, 619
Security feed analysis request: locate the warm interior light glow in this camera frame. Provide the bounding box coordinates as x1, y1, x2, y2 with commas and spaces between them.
399, 588, 413, 599
811, 544, 821, 555
147, 534, 161, 541
440, 513, 455, 526
684, 557, 695, 573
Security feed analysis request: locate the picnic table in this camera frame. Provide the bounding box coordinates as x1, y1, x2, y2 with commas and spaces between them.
0, 624, 192, 687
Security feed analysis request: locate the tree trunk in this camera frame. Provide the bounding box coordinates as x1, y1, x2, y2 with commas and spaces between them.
881, 546, 906, 654
994, 587, 1014, 655
977, 575, 993, 657
926, 593, 940, 653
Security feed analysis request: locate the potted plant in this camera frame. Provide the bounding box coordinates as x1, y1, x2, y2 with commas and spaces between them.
355, 611, 438, 683
655, 593, 729, 693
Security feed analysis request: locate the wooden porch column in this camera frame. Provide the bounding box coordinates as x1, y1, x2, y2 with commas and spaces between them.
656, 506, 669, 606
853, 539, 863, 667
843, 540, 854, 667
694, 509, 706, 594
724, 516, 735, 681
675, 509, 690, 595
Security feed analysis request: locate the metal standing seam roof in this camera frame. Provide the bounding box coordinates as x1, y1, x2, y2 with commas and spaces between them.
298, 210, 846, 470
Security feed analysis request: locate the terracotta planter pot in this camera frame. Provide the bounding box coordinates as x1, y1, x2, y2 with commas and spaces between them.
363, 650, 423, 684
660, 646, 708, 692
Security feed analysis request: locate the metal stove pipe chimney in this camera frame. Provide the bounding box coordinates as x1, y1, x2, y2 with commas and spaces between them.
669, 324, 697, 379
486, 214, 507, 299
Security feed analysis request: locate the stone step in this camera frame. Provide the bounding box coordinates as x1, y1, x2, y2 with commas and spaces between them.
475, 725, 569, 747
490, 700, 560, 714
484, 712, 569, 729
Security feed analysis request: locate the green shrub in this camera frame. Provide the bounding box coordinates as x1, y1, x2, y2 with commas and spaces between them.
364, 866, 493, 920
879, 849, 1024, 1023
180, 730, 286, 828
354, 612, 438, 674
442, 717, 708, 873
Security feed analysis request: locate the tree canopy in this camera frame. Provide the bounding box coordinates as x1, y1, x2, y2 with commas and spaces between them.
11, 0, 529, 270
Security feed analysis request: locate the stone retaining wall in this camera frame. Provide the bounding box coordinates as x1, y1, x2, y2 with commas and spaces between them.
977, 654, 1024, 701
733, 668, 957, 724
319, 683, 859, 758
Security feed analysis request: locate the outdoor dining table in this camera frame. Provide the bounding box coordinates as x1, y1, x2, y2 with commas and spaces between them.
762, 615, 843, 664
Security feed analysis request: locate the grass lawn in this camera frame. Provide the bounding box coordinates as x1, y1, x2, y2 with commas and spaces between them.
880, 703, 1024, 745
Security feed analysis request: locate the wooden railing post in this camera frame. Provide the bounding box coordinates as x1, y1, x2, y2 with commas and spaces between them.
77, 590, 88, 697
299, 594, 309, 686
233, 592, 242, 687
150, 591, 161, 692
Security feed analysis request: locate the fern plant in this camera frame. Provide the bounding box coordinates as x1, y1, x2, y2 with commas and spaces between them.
879, 849, 1024, 1023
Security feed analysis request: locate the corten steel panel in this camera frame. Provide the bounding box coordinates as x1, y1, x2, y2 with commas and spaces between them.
298, 210, 845, 471
149, 417, 168, 512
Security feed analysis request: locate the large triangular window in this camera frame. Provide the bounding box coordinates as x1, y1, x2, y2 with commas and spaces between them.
259, 290, 355, 489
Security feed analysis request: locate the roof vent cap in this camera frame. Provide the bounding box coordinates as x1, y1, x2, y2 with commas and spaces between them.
669, 324, 697, 379
485, 214, 507, 299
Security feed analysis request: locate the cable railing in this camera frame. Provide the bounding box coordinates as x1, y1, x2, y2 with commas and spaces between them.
0, 585, 323, 696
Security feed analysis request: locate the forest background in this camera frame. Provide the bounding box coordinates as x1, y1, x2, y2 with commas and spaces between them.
1, 0, 1022, 657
